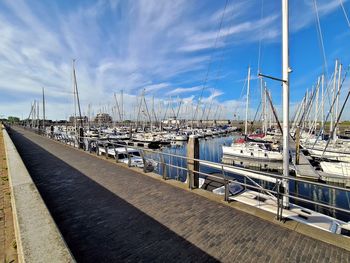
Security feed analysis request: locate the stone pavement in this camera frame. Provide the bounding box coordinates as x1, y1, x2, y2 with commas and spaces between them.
8, 127, 350, 263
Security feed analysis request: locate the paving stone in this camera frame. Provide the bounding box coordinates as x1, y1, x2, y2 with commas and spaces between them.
9, 127, 350, 263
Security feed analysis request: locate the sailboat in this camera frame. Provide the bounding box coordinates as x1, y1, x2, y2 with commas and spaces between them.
222, 67, 283, 165
213, 0, 350, 236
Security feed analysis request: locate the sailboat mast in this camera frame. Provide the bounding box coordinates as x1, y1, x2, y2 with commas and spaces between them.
244, 66, 251, 136
121, 90, 124, 123
282, 0, 290, 208
321, 74, 324, 132
42, 87, 45, 131
330, 60, 338, 134
72, 60, 83, 128
334, 63, 342, 141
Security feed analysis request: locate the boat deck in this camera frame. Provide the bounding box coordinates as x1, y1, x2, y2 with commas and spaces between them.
7, 127, 350, 262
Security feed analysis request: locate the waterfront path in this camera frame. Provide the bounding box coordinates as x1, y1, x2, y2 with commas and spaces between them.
8, 127, 350, 262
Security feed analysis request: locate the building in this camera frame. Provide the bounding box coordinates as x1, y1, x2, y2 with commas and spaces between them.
94, 113, 112, 124
69, 116, 88, 125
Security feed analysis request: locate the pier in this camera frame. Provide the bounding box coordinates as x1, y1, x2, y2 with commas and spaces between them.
5, 126, 350, 262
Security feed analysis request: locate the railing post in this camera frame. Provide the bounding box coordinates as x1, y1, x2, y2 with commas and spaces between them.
105, 144, 108, 159
187, 135, 199, 189
222, 165, 229, 202
88, 139, 92, 153
113, 143, 117, 161
96, 142, 100, 156
125, 146, 131, 167
276, 180, 284, 221
140, 150, 147, 173
159, 153, 167, 180
224, 179, 229, 202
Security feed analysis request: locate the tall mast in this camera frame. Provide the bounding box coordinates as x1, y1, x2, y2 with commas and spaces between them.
244, 66, 251, 136
334, 63, 342, 141
37, 100, 40, 128
42, 87, 46, 131
72, 59, 83, 128
282, 0, 290, 208
330, 60, 338, 134
121, 89, 124, 123
321, 74, 324, 133
263, 82, 268, 135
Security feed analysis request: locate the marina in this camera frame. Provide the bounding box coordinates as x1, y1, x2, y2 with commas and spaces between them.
1, 0, 350, 261
4, 125, 350, 262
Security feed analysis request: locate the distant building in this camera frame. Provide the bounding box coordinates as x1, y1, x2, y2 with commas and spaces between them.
94, 113, 112, 124
69, 116, 88, 124
162, 117, 180, 125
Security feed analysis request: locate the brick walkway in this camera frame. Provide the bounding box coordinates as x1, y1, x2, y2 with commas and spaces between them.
0, 127, 17, 262
9, 127, 350, 263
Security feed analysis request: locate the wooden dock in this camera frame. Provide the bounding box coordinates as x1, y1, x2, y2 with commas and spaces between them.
7, 126, 350, 262
290, 141, 320, 180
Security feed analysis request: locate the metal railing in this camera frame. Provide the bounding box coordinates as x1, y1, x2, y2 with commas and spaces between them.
15, 126, 350, 224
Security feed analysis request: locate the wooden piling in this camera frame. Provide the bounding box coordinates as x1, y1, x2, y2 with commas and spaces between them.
187, 135, 199, 189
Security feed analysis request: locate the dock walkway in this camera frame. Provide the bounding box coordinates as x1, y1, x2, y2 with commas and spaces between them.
290, 140, 320, 180
8, 127, 350, 262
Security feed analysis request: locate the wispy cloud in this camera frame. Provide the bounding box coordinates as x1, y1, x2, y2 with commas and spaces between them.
0, 0, 347, 119
167, 86, 202, 95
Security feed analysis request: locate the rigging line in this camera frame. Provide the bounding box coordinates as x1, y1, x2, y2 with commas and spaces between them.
193, 0, 229, 121
313, 0, 328, 77
340, 0, 350, 27
257, 0, 264, 74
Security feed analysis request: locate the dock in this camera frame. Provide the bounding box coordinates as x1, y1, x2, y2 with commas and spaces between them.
6, 126, 350, 262
290, 141, 320, 180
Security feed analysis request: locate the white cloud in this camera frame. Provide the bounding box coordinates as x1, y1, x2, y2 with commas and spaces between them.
0, 0, 347, 120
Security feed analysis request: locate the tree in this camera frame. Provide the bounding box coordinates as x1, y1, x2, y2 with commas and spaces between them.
7, 116, 20, 124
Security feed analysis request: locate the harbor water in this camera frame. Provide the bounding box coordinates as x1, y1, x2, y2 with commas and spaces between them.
148, 134, 350, 222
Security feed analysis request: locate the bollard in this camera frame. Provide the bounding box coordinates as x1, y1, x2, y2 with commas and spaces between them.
187, 135, 199, 189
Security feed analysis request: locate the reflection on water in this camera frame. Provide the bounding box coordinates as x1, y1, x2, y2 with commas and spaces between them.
146, 135, 350, 221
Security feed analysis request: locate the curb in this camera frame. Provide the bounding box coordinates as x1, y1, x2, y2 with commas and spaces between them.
2, 127, 75, 263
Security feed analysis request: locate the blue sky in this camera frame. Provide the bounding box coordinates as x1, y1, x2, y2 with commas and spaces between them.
0, 0, 349, 120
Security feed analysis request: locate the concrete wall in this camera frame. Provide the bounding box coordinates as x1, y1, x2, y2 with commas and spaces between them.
2, 128, 74, 262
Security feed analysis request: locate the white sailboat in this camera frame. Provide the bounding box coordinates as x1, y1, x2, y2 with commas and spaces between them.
222, 66, 283, 164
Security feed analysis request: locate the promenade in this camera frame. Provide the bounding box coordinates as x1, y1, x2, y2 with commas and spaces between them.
8, 127, 350, 262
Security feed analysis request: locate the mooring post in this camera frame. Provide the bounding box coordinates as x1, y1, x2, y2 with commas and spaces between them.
79, 127, 84, 149
187, 135, 199, 189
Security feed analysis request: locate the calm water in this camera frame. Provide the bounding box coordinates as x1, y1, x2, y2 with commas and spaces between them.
146, 134, 350, 222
